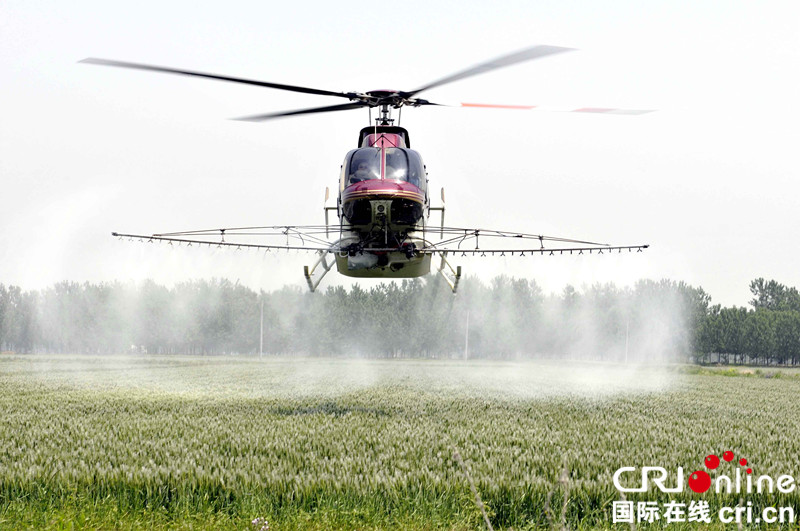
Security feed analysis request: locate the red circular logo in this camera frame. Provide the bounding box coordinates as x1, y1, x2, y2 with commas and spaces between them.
723, 451, 734, 462
688, 471, 711, 493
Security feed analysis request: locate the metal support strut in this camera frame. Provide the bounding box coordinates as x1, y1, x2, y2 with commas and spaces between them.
304, 249, 335, 292
428, 187, 446, 238
437, 252, 462, 293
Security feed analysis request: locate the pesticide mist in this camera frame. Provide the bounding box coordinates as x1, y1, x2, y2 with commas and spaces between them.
6, 355, 678, 402
0, 275, 708, 398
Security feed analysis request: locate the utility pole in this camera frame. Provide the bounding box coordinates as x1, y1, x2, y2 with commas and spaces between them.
259, 292, 264, 359
464, 311, 470, 361
625, 317, 629, 364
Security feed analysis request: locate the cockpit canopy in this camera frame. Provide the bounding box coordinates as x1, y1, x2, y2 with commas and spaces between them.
341, 147, 426, 190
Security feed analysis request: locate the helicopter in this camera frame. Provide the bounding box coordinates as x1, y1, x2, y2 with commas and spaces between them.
81, 45, 650, 293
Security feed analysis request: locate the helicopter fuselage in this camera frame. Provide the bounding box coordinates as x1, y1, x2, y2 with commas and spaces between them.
333, 125, 432, 278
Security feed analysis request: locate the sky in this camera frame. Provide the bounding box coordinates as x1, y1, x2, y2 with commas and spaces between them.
1, 0, 798, 307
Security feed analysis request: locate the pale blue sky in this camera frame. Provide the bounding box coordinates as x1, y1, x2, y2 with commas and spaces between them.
1, 1, 799, 305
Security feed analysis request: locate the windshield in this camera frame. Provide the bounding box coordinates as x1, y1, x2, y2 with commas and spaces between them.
345, 148, 425, 188
348, 150, 380, 184
385, 148, 424, 187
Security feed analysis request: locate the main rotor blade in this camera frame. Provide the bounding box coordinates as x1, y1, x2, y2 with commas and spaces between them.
402, 45, 574, 98
79, 58, 354, 99
233, 101, 371, 121
460, 102, 655, 114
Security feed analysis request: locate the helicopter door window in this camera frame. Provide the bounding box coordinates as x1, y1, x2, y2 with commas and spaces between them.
348, 149, 380, 184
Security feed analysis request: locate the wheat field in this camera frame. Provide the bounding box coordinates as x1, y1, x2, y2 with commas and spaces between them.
1, 355, 798, 529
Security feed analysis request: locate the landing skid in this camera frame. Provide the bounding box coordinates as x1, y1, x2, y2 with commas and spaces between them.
304, 249, 336, 292
436, 252, 462, 293
303, 249, 461, 293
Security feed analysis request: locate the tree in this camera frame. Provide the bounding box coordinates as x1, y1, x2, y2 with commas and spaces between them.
749, 278, 800, 312
773, 311, 800, 366
743, 309, 777, 364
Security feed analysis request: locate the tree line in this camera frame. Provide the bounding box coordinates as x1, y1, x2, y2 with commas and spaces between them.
0, 276, 797, 364
697, 278, 800, 365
